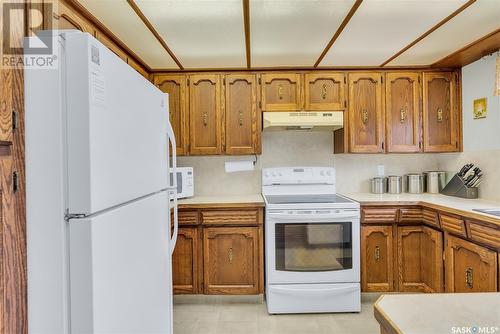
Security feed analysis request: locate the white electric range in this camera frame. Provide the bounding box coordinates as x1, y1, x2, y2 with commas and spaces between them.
262, 167, 360, 314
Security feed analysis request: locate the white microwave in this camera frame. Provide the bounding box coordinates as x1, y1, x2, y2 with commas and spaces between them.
169, 167, 194, 199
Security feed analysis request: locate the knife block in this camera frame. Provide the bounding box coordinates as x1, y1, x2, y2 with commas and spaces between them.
441, 174, 479, 199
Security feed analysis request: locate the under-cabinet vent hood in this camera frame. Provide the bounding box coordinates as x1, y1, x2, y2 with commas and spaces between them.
263, 111, 343, 131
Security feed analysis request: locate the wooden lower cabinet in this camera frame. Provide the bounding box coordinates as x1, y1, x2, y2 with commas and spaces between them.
361, 225, 394, 292
172, 206, 263, 295
172, 227, 200, 294
203, 227, 259, 294
445, 234, 497, 292
397, 225, 443, 292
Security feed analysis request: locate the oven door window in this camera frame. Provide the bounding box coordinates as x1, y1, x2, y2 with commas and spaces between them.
275, 222, 352, 272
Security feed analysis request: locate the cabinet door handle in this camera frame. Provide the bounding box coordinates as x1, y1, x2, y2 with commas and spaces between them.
278, 85, 283, 100
361, 109, 369, 124
202, 112, 208, 126
321, 84, 327, 99
228, 248, 233, 264
465, 267, 473, 289
400, 106, 407, 123
375, 246, 381, 261
239, 111, 244, 126
437, 108, 443, 122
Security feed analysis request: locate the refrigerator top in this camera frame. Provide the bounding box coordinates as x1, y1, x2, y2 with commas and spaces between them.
63, 32, 170, 215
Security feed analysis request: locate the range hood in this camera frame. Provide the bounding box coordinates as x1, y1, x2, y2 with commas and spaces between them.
263, 111, 344, 131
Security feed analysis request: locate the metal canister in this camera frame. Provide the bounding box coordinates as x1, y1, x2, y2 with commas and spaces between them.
405, 173, 425, 193
387, 175, 402, 194
371, 177, 387, 194
425, 171, 447, 193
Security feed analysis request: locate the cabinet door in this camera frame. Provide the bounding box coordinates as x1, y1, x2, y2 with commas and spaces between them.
155, 75, 188, 156
225, 74, 258, 155
48, 1, 95, 34
445, 234, 497, 292
423, 72, 459, 152
397, 226, 443, 292
189, 75, 222, 155
361, 225, 394, 292
172, 227, 199, 294
203, 227, 259, 294
348, 73, 384, 153
304, 72, 345, 111
385, 72, 421, 153
261, 73, 301, 111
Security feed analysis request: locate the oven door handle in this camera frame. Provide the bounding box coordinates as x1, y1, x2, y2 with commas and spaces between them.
272, 285, 359, 295
267, 212, 359, 220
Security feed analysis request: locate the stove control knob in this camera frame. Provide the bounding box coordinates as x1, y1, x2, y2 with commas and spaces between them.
326, 170, 332, 176
278, 172, 283, 176
272, 172, 277, 177
320, 170, 325, 176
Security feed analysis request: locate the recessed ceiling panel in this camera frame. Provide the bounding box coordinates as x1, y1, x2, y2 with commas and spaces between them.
388, 0, 500, 66
320, 0, 468, 66
250, 0, 356, 67
135, 0, 246, 69
77, 0, 178, 69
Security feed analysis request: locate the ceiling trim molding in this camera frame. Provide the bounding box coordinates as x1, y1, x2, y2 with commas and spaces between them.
380, 0, 477, 67
243, 0, 251, 68
431, 28, 500, 68
66, 0, 152, 72
313, 0, 363, 68
126, 0, 184, 70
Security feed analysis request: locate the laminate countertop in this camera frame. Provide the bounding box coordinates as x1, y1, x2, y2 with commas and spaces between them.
374, 293, 500, 334
177, 194, 265, 209
342, 193, 500, 224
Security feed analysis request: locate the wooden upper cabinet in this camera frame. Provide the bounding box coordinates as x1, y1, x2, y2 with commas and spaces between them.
95, 30, 127, 62
422, 72, 459, 152
361, 225, 394, 292
154, 75, 188, 156
261, 73, 301, 111
172, 227, 199, 294
203, 227, 259, 294
127, 57, 149, 79
48, 1, 94, 34
189, 74, 222, 155
348, 73, 385, 153
225, 74, 258, 155
385, 72, 421, 153
397, 226, 443, 293
445, 234, 497, 292
304, 72, 345, 111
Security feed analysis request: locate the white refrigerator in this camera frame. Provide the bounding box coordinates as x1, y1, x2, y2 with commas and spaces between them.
25, 31, 178, 334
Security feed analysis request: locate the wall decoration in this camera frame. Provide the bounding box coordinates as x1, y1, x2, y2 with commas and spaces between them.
473, 97, 487, 119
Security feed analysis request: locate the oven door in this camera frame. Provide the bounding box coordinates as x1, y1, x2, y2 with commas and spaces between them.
266, 209, 360, 284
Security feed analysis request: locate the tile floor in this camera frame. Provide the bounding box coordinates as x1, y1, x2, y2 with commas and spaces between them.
173, 294, 381, 334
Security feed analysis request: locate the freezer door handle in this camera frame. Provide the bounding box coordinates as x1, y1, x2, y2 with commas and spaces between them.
166, 120, 178, 254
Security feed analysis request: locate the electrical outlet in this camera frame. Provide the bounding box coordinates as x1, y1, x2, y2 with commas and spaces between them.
377, 165, 385, 176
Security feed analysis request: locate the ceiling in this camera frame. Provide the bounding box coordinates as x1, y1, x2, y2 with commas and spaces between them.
77, 0, 500, 71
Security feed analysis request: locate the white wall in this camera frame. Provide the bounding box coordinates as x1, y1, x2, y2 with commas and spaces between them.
461, 53, 500, 151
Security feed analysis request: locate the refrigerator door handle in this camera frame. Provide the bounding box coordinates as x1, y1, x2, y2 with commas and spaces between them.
166, 120, 178, 254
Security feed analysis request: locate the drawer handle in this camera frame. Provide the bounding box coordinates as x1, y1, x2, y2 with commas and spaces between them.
228, 247, 233, 264
278, 85, 283, 100
465, 267, 473, 289
375, 245, 381, 261
437, 108, 443, 122
202, 112, 208, 126
321, 84, 327, 99
400, 106, 407, 123
361, 109, 369, 124
239, 111, 244, 126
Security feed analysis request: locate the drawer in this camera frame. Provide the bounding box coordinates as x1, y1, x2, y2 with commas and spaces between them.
439, 213, 466, 237
178, 210, 199, 226
361, 207, 398, 224
422, 209, 440, 228
467, 221, 500, 249
398, 208, 423, 224
201, 209, 261, 226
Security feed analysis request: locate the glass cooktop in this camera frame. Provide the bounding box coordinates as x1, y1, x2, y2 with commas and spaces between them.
265, 194, 353, 205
